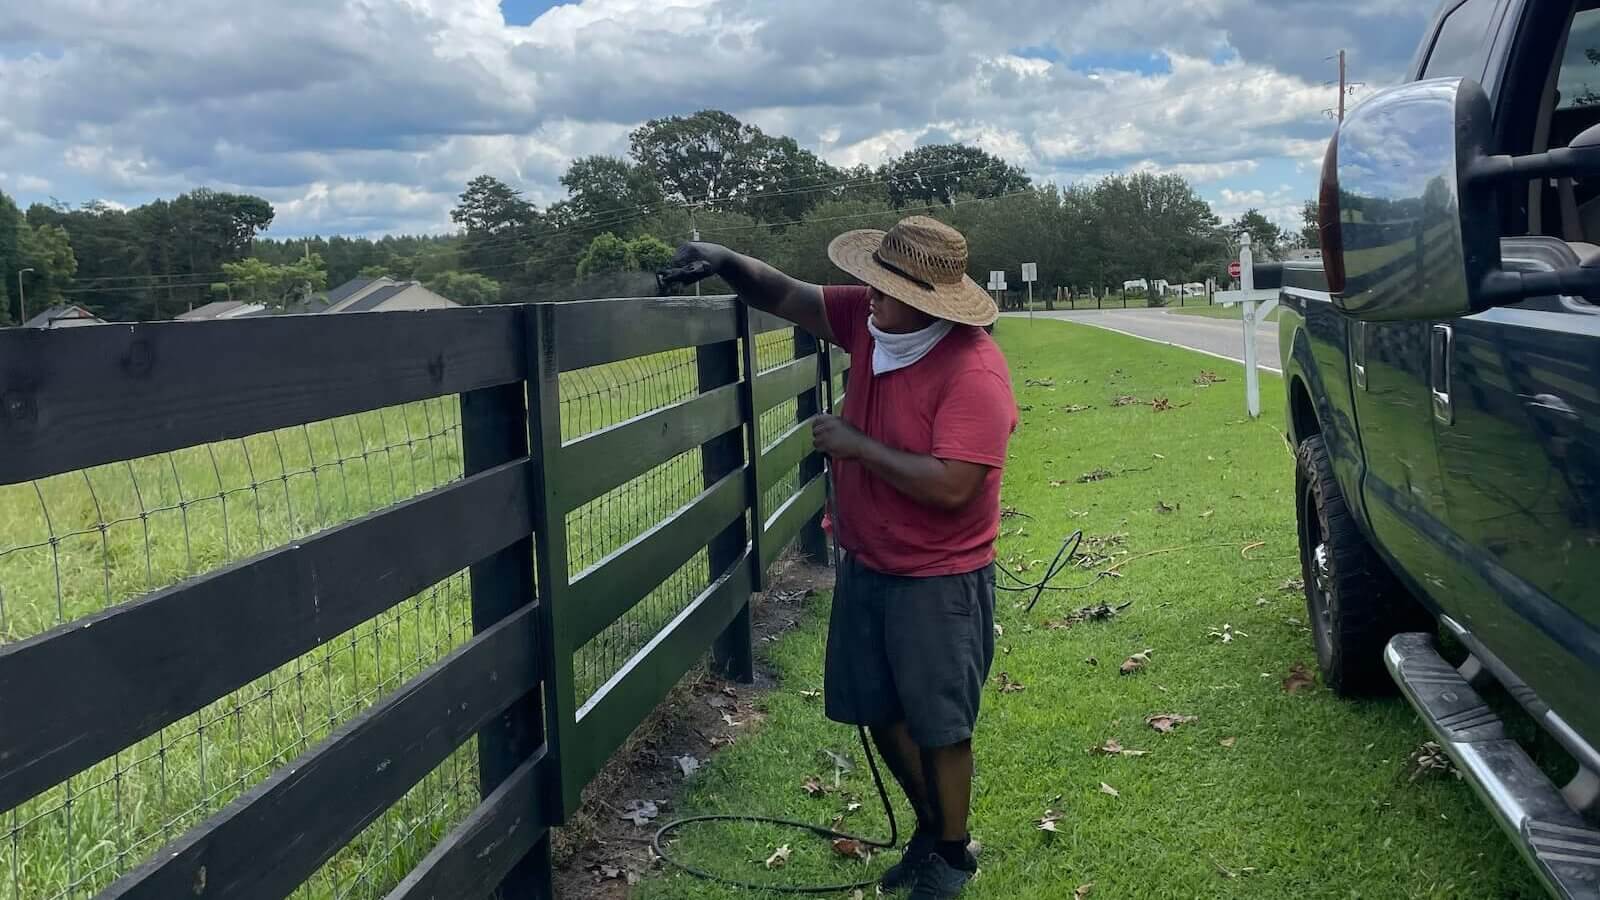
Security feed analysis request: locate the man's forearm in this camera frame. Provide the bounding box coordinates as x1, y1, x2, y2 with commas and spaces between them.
854, 438, 975, 511
715, 248, 803, 314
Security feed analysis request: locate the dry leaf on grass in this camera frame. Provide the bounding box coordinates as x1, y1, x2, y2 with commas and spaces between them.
705, 694, 735, 710
1195, 370, 1227, 385
822, 749, 855, 774
1098, 782, 1120, 797
1075, 884, 1095, 899
1282, 662, 1317, 694
1050, 479, 1068, 488
994, 622, 1005, 638
851, 891, 866, 900
1084, 656, 1099, 666
676, 755, 700, 777
1199, 509, 1215, 519
1280, 576, 1305, 593
1120, 650, 1154, 675
1220, 737, 1237, 748
721, 686, 738, 698
765, 845, 792, 869
1155, 500, 1176, 514
619, 799, 659, 826
1061, 404, 1092, 413
997, 672, 1027, 693
1078, 467, 1115, 483
1146, 713, 1197, 733
847, 800, 863, 812
1208, 624, 1247, 643
1408, 740, 1458, 783
799, 689, 821, 700
1112, 395, 1142, 407
1153, 453, 1167, 460
1151, 397, 1172, 412
1035, 809, 1063, 832
832, 838, 872, 861
722, 712, 742, 727
1091, 738, 1149, 758
802, 776, 829, 797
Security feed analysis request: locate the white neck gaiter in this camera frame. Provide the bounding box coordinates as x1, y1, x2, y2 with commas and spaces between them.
868, 316, 953, 375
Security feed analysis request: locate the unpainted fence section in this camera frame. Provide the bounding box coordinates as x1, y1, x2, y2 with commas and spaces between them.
0, 297, 843, 899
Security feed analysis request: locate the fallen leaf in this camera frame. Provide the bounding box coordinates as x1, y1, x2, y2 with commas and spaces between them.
722, 712, 742, 727
1091, 738, 1149, 758
802, 776, 828, 797
721, 686, 739, 698
799, 689, 821, 700
1078, 467, 1115, 483
675, 755, 700, 777
1084, 656, 1099, 666
1112, 395, 1142, 407
1195, 370, 1227, 385
1280, 576, 1305, 593
1151, 397, 1172, 412
1018, 404, 1034, 412
1061, 404, 1092, 413
832, 838, 871, 860
1154, 500, 1175, 514
592, 863, 624, 881
765, 845, 791, 869
1075, 884, 1095, 899
1282, 662, 1317, 694
997, 672, 1027, 693
1208, 624, 1247, 643
706, 694, 735, 710
1000, 506, 1031, 520
1120, 650, 1153, 675
1050, 479, 1068, 488
1199, 509, 1215, 519
619, 799, 660, 826
1036, 809, 1063, 832
1152, 453, 1166, 460
851, 891, 866, 900
847, 800, 863, 812
1408, 740, 1458, 783
994, 622, 1005, 638
1220, 737, 1237, 748
1146, 713, 1197, 733
1099, 782, 1121, 797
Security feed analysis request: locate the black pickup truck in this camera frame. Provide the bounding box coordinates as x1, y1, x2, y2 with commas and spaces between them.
1280, 0, 1600, 895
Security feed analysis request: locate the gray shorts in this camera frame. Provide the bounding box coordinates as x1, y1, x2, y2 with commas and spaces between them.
823, 554, 996, 748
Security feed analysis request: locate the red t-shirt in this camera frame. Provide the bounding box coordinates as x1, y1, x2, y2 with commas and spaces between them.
823, 286, 1017, 577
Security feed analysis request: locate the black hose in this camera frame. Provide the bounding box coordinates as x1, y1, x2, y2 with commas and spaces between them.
994, 529, 1097, 613
651, 723, 899, 893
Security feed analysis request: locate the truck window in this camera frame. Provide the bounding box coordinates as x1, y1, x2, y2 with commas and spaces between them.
1557, 7, 1600, 108
1422, 0, 1499, 80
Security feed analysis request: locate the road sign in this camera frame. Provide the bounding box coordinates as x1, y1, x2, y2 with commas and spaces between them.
987, 270, 1007, 291
1021, 262, 1037, 283
1228, 260, 1241, 278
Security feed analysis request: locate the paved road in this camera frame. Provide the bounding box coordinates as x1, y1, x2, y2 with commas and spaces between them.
1006, 307, 1282, 373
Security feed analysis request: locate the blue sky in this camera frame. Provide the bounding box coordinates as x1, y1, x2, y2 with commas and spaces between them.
0, 0, 1439, 237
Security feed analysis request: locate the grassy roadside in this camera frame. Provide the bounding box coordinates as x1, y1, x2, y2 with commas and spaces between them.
633, 318, 1539, 899
1169, 305, 1282, 322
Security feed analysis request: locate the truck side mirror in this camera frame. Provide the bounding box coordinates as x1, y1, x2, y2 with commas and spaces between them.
1321, 77, 1600, 321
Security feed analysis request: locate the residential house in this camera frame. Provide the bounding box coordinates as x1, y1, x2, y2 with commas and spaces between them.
321, 276, 458, 314
22, 305, 105, 329
176, 300, 268, 321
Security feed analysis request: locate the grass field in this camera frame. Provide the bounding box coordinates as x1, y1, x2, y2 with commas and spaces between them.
0, 325, 820, 900
632, 318, 1543, 899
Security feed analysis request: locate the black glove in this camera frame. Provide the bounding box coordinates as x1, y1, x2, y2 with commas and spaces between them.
655, 242, 723, 294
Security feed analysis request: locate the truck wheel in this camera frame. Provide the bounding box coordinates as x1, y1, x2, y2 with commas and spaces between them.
1295, 435, 1429, 696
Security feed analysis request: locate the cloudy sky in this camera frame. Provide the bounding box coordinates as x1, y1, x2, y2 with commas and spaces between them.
0, 0, 1437, 238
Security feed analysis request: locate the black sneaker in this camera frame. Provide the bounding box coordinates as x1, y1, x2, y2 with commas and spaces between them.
878, 832, 937, 893
907, 853, 975, 899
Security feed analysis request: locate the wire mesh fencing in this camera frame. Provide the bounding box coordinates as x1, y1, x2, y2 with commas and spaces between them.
0, 398, 479, 900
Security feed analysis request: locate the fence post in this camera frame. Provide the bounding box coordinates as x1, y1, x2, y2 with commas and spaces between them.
701, 316, 755, 683
525, 303, 581, 821
461, 372, 554, 896
794, 326, 828, 562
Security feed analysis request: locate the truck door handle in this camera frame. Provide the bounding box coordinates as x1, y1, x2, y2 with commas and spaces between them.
1431, 324, 1454, 426
1352, 321, 1368, 390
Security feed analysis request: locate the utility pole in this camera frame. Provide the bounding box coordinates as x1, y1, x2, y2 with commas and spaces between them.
17, 268, 34, 324
1337, 49, 1347, 122
690, 206, 701, 297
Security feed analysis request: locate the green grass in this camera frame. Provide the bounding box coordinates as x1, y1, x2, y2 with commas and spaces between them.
1169, 304, 1283, 322
0, 326, 822, 900
634, 319, 1542, 900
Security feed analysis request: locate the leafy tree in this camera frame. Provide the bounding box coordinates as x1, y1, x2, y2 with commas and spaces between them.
451, 175, 542, 280
0, 191, 21, 324
1229, 208, 1285, 260
359, 264, 393, 279
628, 110, 840, 222
1089, 172, 1220, 305
425, 271, 501, 306
576, 232, 635, 279
560, 156, 663, 235
18, 222, 78, 312
1298, 199, 1320, 249
221, 253, 327, 307
626, 235, 674, 273
883, 144, 1031, 208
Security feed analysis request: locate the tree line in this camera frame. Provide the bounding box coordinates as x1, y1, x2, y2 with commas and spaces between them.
0, 107, 1320, 324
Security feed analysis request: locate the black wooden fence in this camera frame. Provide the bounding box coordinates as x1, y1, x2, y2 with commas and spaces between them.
0, 296, 847, 899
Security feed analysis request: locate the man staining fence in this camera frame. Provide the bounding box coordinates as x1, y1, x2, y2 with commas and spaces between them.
666, 216, 1017, 899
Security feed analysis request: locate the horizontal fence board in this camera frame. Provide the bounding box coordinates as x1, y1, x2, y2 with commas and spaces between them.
102, 603, 542, 900
0, 306, 525, 485
571, 551, 751, 785
556, 382, 742, 512
762, 472, 827, 572
0, 458, 534, 813
566, 470, 748, 647
831, 348, 850, 377
759, 416, 819, 492
754, 354, 820, 415
749, 310, 793, 335
553, 296, 739, 372
384, 748, 548, 900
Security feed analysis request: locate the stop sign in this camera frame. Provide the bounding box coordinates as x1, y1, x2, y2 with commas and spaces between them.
1228, 261, 1242, 278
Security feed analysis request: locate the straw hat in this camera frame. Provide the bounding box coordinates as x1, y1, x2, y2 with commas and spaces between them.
827, 216, 998, 326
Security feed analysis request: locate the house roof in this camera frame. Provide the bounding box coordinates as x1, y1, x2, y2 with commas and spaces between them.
22, 305, 102, 328
325, 276, 381, 307
340, 283, 413, 313
237, 296, 332, 317
177, 300, 258, 320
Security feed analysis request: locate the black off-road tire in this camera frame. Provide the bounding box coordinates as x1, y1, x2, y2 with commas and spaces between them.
1295, 435, 1431, 696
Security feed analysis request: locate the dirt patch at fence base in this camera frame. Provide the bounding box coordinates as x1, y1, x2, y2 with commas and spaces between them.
552, 553, 835, 897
